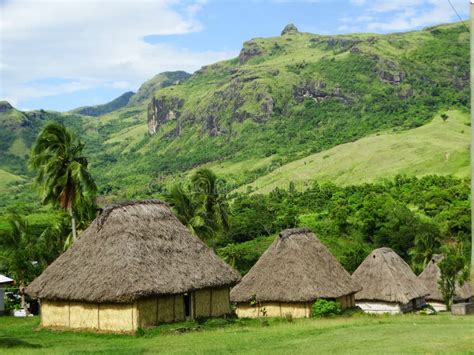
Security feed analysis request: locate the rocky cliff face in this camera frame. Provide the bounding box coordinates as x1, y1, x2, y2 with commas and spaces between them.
147, 96, 183, 135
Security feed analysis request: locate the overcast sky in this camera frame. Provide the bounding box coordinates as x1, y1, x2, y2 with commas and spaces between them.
0, 0, 469, 111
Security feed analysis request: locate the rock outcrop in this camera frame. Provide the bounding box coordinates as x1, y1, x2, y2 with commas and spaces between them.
281, 23, 299, 36
0, 101, 13, 112
147, 96, 184, 135
239, 41, 263, 64
293, 80, 349, 104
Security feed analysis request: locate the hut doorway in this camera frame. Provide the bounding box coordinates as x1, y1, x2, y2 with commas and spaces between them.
184, 293, 192, 319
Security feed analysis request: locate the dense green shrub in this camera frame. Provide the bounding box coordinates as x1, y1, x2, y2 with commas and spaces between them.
311, 299, 342, 318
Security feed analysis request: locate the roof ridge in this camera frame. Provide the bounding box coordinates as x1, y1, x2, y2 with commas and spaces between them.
278, 227, 312, 240
96, 199, 168, 229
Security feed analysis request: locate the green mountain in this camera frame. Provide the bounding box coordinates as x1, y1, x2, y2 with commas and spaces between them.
0, 22, 469, 202
71, 91, 135, 117
128, 71, 191, 106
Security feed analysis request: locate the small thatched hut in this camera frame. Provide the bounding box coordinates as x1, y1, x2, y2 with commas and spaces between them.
352, 247, 427, 314
230, 228, 361, 318
418, 254, 472, 311
26, 200, 240, 332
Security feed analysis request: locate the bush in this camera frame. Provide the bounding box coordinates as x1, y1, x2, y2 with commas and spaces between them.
311, 299, 342, 318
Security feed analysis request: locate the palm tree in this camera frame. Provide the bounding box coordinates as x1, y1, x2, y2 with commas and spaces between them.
164, 183, 212, 238
30, 121, 97, 242
164, 169, 230, 246
191, 168, 230, 232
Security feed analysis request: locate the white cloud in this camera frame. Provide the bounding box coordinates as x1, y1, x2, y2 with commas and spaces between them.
0, 0, 237, 108
341, 0, 468, 33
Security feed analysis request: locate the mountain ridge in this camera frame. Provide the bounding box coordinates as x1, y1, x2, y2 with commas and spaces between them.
0, 21, 469, 202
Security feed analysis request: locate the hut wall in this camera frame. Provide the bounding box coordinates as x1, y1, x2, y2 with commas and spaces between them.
98, 303, 138, 332
235, 303, 260, 318
41, 300, 138, 332
138, 294, 185, 327
356, 301, 402, 314
279, 302, 309, 318
211, 288, 231, 316
0, 288, 5, 314
41, 288, 231, 331
174, 295, 185, 321
69, 302, 99, 329
236, 302, 310, 318
41, 300, 70, 327
336, 294, 356, 309
157, 295, 175, 323
427, 301, 447, 312
138, 298, 158, 328
194, 289, 211, 318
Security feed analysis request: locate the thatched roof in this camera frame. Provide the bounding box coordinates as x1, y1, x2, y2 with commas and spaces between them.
352, 247, 427, 304
230, 228, 361, 303
26, 200, 240, 303
418, 255, 472, 302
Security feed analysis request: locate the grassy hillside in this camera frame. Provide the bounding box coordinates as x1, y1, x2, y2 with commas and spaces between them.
1, 314, 473, 354
0, 168, 23, 192
71, 91, 135, 117
90, 21, 469, 198
238, 110, 470, 193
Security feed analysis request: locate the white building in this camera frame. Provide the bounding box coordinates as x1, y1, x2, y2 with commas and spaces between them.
0, 274, 14, 314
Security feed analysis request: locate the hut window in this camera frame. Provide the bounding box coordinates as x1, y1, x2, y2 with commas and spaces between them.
184, 293, 191, 318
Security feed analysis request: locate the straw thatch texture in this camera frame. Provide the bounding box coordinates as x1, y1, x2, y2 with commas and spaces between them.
352, 247, 427, 304
230, 228, 361, 303
26, 200, 240, 303
418, 255, 472, 302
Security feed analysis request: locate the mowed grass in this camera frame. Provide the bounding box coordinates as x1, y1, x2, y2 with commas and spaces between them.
240, 110, 470, 194
0, 313, 473, 354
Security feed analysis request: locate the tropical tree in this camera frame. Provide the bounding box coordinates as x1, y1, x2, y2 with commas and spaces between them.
409, 219, 442, 273
164, 168, 230, 246
191, 168, 230, 233
438, 243, 469, 310
164, 183, 213, 238
30, 121, 97, 242
0, 216, 40, 312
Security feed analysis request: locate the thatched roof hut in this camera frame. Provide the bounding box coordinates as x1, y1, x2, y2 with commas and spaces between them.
418, 254, 472, 308
352, 247, 427, 313
230, 228, 360, 318
27, 200, 240, 331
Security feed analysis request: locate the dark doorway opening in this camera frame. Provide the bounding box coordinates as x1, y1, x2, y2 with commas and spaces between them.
184, 293, 191, 318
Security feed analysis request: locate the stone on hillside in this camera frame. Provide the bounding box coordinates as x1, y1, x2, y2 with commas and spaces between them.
281, 23, 299, 35
0, 101, 13, 112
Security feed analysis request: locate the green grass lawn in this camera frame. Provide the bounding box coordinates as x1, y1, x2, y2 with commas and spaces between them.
1, 313, 473, 354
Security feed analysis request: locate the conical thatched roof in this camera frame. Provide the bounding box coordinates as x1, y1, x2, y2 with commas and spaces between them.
230, 228, 361, 303
26, 200, 240, 303
352, 247, 427, 304
418, 254, 472, 302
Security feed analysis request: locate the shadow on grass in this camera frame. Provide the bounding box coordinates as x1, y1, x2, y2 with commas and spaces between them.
0, 337, 42, 349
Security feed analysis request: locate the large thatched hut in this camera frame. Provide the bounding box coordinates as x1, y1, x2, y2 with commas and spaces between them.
352, 247, 427, 314
418, 254, 472, 311
26, 200, 240, 332
230, 228, 361, 318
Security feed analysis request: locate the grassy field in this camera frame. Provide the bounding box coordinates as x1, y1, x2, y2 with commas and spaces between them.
0, 169, 23, 192
239, 110, 470, 194
0, 313, 473, 354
